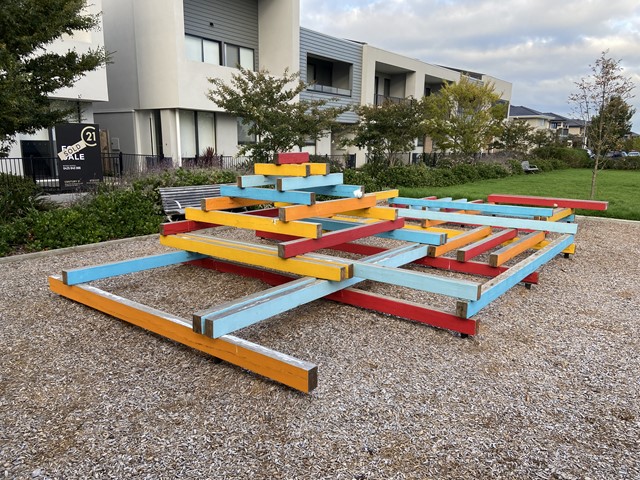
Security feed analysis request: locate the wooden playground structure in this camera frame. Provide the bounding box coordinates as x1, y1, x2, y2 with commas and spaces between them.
49, 153, 608, 393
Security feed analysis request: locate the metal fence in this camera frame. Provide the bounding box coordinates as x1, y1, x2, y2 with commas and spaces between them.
0, 152, 358, 192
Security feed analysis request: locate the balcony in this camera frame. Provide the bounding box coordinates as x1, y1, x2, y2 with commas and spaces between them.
374, 94, 412, 106
307, 84, 351, 97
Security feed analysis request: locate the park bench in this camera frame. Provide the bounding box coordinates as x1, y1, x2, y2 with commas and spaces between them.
521, 160, 539, 174
159, 184, 221, 220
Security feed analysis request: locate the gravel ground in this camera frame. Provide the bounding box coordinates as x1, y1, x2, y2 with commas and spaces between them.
1, 216, 639, 479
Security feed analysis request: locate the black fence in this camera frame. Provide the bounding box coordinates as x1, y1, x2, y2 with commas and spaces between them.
1, 152, 358, 192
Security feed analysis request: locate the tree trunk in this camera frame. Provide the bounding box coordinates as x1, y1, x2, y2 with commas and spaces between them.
590, 158, 599, 199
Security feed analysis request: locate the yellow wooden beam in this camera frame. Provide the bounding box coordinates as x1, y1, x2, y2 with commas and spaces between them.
278, 194, 378, 222
535, 207, 574, 222
489, 230, 546, 267
340, 206, 398, 221
374, 189, 400, 201
502, 237, 576, 255
253, 163, 330, 177
185, 208, 322, 239
427, 226, 492, 257
48, 276, 317, 392
201, 196, 269, 211
160, 233, 352, 281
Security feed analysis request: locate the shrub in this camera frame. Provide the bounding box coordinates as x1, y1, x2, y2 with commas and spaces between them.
0, 173, 47, 222
0, 187, 164, 255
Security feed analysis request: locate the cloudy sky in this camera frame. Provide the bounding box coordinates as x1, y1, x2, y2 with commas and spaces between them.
300, 0, 640, 131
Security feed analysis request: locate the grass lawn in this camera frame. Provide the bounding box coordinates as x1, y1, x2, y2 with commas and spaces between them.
398, 169, 640, 221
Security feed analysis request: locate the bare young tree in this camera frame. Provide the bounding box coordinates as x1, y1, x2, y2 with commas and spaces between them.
569, 51, 635, 198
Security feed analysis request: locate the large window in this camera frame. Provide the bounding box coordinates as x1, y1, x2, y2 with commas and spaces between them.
185, 35, 220, 65
225, 44, 254, 70
179, 110, 216, 158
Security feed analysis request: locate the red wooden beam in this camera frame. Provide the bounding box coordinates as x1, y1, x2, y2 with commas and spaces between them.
277, 219, 405, 258
487, 194, 608, 211
255, 232, 538, 283
189, 258, 477, 335
275, 152, 310, 164
160, 220, 220, 235
456, 228, 518, 262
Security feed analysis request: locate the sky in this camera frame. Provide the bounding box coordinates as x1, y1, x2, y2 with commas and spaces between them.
300, 0, 640, 132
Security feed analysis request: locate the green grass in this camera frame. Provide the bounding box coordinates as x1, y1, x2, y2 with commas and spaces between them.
399, 169, 640, 221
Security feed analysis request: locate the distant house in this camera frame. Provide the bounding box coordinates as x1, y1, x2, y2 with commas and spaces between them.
508, 106, 588, 147
508, 106, 554, 130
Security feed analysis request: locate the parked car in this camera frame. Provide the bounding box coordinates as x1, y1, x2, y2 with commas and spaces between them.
605, 151, 627, 158
627, 151, 640, 157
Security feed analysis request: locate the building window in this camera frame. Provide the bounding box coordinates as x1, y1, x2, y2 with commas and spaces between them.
237, 118, 256, 145
179, 110, 217, 158
185, 35, 221, 65
226, 44, 254, 70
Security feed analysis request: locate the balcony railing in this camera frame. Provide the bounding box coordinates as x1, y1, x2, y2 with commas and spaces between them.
307, 84, 351, 97
374, 94, 412, 106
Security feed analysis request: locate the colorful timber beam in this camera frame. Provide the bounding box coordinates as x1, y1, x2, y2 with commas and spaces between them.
486, 194, 609, 211
49, 155, 608, 392
48, 275, 317, 392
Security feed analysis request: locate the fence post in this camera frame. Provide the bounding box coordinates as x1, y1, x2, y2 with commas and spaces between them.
29, 156, 36, 184
118, 151, 124, 176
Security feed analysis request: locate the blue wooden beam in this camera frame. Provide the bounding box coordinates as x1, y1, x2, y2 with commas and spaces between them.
276, 173, 344, 191
299, 184, 364, 198
220, 185, 316, 205
456, 234, 575, 318
313, 217, 447, 246
197, 243, 430, 338
396, 209, 578, 234
62, 251, 208, 285
236, 174, 276, 188
392, 196, 555, 217
352, 263, 481, 300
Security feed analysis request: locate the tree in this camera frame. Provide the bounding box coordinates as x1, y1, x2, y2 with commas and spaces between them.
421, 78, 507, 159
569, 51, 635, 198
0, 0, 108, 155
343, 99, 423, 167
530, 129, 553, 149
494, 119, 534, 152
587, 96, 634, 152
207, 67, 347, 162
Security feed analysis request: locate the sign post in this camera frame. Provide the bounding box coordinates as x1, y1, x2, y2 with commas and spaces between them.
55, 123, 103, 189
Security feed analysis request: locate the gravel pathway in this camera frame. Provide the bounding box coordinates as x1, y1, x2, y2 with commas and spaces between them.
1, 217, 639, 479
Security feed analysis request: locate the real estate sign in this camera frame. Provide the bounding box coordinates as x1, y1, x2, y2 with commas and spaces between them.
55, 123, 103, 188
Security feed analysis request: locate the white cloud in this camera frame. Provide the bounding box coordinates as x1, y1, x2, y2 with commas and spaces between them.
301, 0, 640, 130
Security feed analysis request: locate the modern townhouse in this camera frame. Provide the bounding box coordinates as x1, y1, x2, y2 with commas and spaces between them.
5, 0, 108, 171
95, 0, 512, 167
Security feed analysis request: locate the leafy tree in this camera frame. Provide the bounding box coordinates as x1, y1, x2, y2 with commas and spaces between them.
207, 67, 347, 162
494, 119, 533, 152
569, 51, 635, 198
530, 129, 553, 149
587, 95, 634, 152
343, 99, 423, 167
0, 0, 108, 155
421, 77, 507, 159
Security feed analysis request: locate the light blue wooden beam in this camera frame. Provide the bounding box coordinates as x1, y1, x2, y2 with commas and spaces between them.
396, 209, 578, 234
62, 251, 208, 285
312, 218, 446, 246
236, 174, 276, 188
352, 263, 481, 300
276, 173, 343, 191
456, 234, 575, 318
197, 243, 429, 338
220, 185, 316, 205
392, 197, 555, 217
299, 184, 364, 198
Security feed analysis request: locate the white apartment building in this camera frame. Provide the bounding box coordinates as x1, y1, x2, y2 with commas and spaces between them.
6, 0, 108, 162
95, 0, 512, 166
